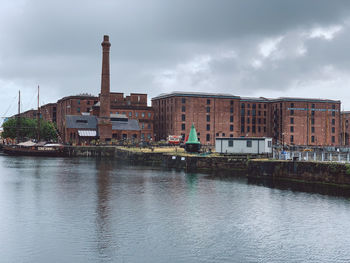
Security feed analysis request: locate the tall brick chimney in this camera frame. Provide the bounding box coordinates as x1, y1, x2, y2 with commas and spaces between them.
98, 35, 112, 142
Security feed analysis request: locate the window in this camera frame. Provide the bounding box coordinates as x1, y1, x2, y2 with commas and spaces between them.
258, 104, 261, 109
230, 116, 234, 122
148, 123, 151, 129
182, 98, 186, 103
258, 127, 261, 132
312, 104, 315, 108
291, 103, 294, 108
264, 111, 266, 116
264, 104, 267, 109
142, 123, 145, 129
207, 115, 210, 122
332, 104, 336, 109
258, 118, 261, 124
268, 141, 272, 147
252, 126, 256, 133
241, 103, 245, 108
142, 112, 145, 118
258, 111, 261, 116
207, 99, 211, 105
332, 136, 335, 143
290, 126, 294, 132
206, 124, 210, 131
290, 117, 294, 124
247, 110, 250, 116
247, 140, 252, 147
290, 135, 294, 143
182, 106, 186, 112
241, 109, 245, 115
206, 107, 210, 113
247, 126, 250, 132
230, 107, 234, 113
129, 112, 132, 117
253, 104, 256, 109
311, 111, 315, 116
332, 127, 335, 133
290, 110, 294, 115
222, 133, 225, 137
87, 101, 90, 105
248, 104, 250, 108
332, 119, 335, 125
311, 118, 314, 125
216, 133, 219, 136
311, 127, 315, 133
148, 113, 151, 118
77, 100, 80, 105
311, 136, 315, 143
247, 118, 250, 124
252, 110, 256, 116
230, 134, 233, 137
77, 107, 80, 113
241, 117, 245, 124
230, 100, 234, 105
241, 126, 245, 133
264, 127, 266, 132
228, 140, 233, 147
332, 111, 335, 116
230, 125, 233, 131
182, 114, 186, 121
181, 124, 185, 130
206, 134, 210, 141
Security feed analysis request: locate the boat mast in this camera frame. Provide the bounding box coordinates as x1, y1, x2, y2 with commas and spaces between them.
37, 85, 40, 142
16, 90, 21, 143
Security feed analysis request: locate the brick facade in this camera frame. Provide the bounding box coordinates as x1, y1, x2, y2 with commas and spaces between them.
152, 92, 342, 147
40, 103, 57, 123
56, 95, 98, 140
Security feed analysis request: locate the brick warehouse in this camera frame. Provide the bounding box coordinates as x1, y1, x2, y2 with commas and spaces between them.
152, 92, 342, 146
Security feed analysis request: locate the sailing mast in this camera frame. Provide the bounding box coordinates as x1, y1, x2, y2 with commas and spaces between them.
16, 90, 21, 143
37, 85, 40, 142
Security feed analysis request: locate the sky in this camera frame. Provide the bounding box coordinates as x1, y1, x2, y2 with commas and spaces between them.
1, 0, 350, 122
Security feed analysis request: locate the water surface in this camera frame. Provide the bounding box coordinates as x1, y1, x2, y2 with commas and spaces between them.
0, 154, 349, 263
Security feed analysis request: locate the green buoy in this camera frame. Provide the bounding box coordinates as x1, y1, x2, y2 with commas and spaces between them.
185, 123, 201, 153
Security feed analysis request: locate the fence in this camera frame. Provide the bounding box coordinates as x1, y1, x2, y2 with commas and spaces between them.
274, 150, 350, 163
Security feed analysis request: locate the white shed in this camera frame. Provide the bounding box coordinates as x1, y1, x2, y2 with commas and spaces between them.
215, 137, 272, 154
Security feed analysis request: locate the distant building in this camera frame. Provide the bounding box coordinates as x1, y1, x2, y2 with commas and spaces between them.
40, 103, 57, 123
152, 92, 342, 147
152, 92, 240, 144
215, 137, 272, 154
56, 94, 98, 141
341, 111, 350, 146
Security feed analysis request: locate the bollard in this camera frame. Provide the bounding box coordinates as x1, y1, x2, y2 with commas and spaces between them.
299, 152, 301, 161
306, 152, 308, 161
322, 153, 324, 162
330, 153, 332, 162
314, 152, 316, 161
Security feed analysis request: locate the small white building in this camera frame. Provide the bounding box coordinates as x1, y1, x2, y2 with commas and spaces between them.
215, 137, 272, 154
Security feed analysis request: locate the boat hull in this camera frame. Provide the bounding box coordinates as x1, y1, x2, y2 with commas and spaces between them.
2, 146, 65, 157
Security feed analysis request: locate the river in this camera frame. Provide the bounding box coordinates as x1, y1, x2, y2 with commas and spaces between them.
0, 154, 350, 263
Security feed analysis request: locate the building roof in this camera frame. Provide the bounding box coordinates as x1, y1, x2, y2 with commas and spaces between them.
270, 97, 341, 103
152, 91, 240, 100
111, 119, 140, 131
240, 97, 270, 102
65, 115, 98, 129
57, 94, 98, 103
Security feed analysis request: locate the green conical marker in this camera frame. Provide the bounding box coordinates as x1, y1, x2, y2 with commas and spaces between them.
186, 123, 200, 144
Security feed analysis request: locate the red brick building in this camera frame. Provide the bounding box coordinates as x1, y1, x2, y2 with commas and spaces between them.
40, 103, 57, 123
271, 98, 341, 146
152, 92, 241, 145
341, 111, 350, 146
93, 93, 154, 141
56, 94, 98, 140
152, 92, 342, 147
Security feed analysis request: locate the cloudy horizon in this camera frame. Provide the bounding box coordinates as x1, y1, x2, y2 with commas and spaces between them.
1, 0, 350, 122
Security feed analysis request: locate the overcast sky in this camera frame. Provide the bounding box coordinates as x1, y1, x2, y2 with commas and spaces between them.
1, 0, 350, 122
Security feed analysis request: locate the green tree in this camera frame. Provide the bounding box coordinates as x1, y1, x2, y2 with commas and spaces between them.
2, 117, 57, 141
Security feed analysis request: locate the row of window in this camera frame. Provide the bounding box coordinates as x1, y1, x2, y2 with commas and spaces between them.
114, 112, 152, 118
241, 126, 267, 133
289, 126, 336, 133
241, 110, 267, 116
181, 98, 235, 105
241, 103, 267, 109
241, 117, 267, 124
180, 115, 235, 122
290, 135, 336, 143
289, 109, 336, 117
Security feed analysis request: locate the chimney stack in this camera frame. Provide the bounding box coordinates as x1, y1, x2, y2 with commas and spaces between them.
98, 35, 112, 142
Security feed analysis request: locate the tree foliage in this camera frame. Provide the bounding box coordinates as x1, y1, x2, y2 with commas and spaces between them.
2, 117, 57, 141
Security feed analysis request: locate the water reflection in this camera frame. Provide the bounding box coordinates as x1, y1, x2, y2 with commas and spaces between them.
95, 158, 114, 259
